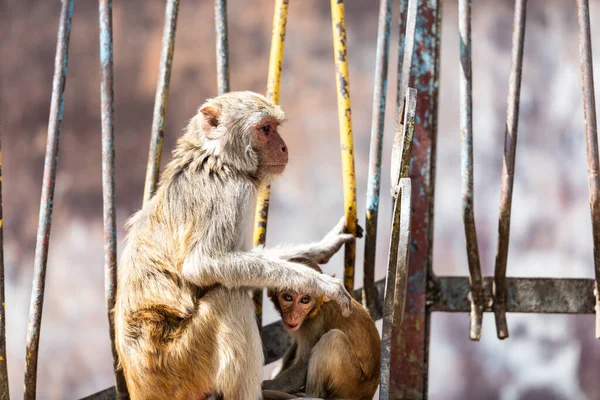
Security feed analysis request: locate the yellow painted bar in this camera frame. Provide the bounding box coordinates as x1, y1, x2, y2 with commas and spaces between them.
330, 0, 358, 292
253, 0, 289, 325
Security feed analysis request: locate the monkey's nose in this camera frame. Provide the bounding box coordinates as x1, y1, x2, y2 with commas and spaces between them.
281, 145, 287, 153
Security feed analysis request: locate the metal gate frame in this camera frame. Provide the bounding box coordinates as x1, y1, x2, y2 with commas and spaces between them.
1, 0, 599, 399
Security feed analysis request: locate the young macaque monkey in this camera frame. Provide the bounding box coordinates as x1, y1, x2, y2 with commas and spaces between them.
114, 91, 356, 400
263, 260, 381, 400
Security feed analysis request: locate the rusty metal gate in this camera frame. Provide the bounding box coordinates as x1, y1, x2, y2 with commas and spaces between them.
0, 0, 598, 399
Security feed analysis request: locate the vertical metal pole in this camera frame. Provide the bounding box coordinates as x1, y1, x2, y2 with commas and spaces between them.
363, 0, 392, 318
396, 0, 418, 128
142, 0, 180, 205
390, 0, 442, 397
215, 0, 230, 95
0, 130, 8, 400
99, 1, 129, 398
330, 0, 358, 293
253, 0, 290, 327
24, 1, 74, 398
391, 0, 417, 192
576, 0, 600, 338
458, 0, 484, 341
380, 88, 416, 400
493, 0, 527, 340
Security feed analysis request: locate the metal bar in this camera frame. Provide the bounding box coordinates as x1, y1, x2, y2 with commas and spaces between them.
24, 1, 75, 398
215, 0, 230, 94
458, 0, 485, 342
330, 0, 358, 293
431, 277, 596, 314
381, 88, 416, 400
0, 129, 8, 399
390, 0, 442, 397
363, 0, 392, 318
493, 0, 527, 340
99, 1, 128, 398
380, 178, 412, 400
576, 0, 600, 339
142, 0, 180, 205
83, 271, 599, 400
396, 0, 418, 126
252, 0, 290, 327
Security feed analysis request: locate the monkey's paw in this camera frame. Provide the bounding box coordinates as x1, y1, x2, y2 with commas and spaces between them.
317, 274, 352, 317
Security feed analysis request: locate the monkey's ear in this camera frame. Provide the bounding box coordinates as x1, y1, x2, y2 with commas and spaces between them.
200, 105, 221, 128
323, 296, 331, 303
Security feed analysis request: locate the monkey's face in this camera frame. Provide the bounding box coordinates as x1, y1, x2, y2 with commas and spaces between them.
252, 119, 288, 175
277, 292, 317, 332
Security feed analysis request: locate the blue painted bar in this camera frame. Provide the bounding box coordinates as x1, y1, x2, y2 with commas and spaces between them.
363, 0, 393, 318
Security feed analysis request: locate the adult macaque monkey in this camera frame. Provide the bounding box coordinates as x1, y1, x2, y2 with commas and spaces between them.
114, 91, 355, 400
263, 261, 380, 400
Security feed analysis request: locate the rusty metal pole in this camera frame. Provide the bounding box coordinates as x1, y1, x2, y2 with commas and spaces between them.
493, 0, 527, 340
142, 0, 180, 205
253, 0, 289, 328
363, 0, 393, 318
380, 88, 416, 400
215, 0, 230, 95
0, 131, 8, 400
99, 1, 129, 398
458, 0, 485, 341
576, 0, 600, 339
330, 0, 358, 293
390, 0, 442, 397
24, 1, 74, 398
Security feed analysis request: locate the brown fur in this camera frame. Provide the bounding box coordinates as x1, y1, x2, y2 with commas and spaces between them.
114, 91, 354, 400
264, 269, 381, 400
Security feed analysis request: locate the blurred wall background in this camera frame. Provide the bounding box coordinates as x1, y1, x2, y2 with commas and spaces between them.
1, 0, 600, 399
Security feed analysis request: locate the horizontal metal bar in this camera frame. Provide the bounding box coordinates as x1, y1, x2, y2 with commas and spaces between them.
431, 276, 595, 314
82, 274, 597, 399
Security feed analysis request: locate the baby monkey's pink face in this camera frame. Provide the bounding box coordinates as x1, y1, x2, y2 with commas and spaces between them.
252, 119, 288, 174
277, 292, 317, 332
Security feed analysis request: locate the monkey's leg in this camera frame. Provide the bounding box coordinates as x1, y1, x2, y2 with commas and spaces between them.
271, 342, 298, 379
262, 361, 308, 394
262, 390, 301, 400
211, 288, 264, 400
305, 329, 365, 399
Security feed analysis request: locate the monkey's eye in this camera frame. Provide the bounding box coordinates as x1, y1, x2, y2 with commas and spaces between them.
282, 294, 293, 302
300, 296, 312, 304
260, 125, 270, 135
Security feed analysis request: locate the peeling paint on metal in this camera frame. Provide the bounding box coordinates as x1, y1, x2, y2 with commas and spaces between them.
493, 0, 527, 341
24, 1, 75, 398
458, 0, 485, 342
364, 0, 392, 318
330, 0, 358, 293
99, 1, 129, 397
142, 0, 180, 206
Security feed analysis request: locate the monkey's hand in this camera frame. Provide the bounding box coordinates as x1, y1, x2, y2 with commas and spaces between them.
309, 216, 363, 265
314, 273, 352, 317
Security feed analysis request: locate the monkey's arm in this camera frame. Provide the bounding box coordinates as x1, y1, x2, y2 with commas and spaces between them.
264, 216, 362, 264
182, 249, 352, 315
262, 361, 308, 394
